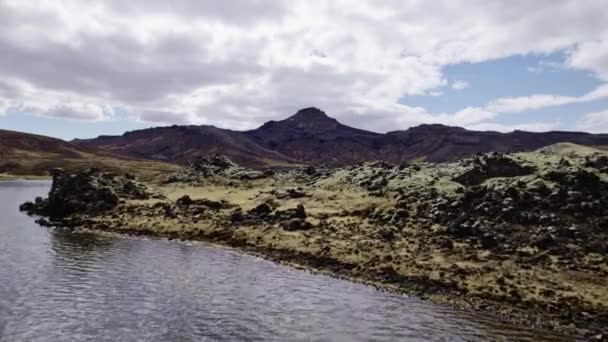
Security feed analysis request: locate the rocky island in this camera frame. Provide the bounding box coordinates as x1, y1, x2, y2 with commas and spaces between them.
21, 143, 608, 340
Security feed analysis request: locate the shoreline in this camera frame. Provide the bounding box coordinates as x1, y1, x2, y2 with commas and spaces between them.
61, 222, 583, 339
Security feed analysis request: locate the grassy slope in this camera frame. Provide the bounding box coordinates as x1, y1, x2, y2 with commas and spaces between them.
0, 129, 181, 182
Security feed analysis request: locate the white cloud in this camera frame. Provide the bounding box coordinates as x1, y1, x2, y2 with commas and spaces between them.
0, 0, 607, 132
16, 101, 112, 121
488, 94, 576, 113
568, 40, 608, 80
452, 80, 469, 90
5, 82, 114, 121
487, 84, 608, 114
467, 121, 561, 133
0, 98, 9, 116
577, 110, 608, 133
136, 109, 191, 125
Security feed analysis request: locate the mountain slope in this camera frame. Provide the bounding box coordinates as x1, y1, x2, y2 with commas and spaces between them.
246, 108, 608, 164
73, 107, 608, 167
244, 107, 383, 165
382, 124, 608, 162
74, 125, 299, 167
0, 129, 180, 180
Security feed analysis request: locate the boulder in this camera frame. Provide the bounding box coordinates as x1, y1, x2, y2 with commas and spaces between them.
303, 165, 317, 176
274, 204, 307, 220
282, 219, 313, 231
585, 155, 608, 170
294, 204, 307, 219
230, 208, 245, 223
176, 195, 194, 206
276, 189, 307, 199
249, 203, 272, 217
453, 166, 486, 186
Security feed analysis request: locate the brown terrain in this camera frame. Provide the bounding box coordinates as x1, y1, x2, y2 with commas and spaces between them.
75, 107, 608, 166
0, 129, 180, 181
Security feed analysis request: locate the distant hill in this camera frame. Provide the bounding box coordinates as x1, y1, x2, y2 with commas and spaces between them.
0, 129, 180, 181
74, 107, 608, 167
380, 124, 608, 162
74, 125, 300, 168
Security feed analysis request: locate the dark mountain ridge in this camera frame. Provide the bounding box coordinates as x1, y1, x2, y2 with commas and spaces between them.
75, 124, 299, 167
74, 107, 608, 167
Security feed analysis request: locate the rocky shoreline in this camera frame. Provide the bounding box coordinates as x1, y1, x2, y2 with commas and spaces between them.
21, 143, 608, 340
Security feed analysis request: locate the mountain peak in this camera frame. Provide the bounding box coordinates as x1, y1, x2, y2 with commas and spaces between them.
289, 107, 332, 121
271, 107, 339, 131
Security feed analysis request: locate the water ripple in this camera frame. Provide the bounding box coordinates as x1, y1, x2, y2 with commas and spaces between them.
0, 181, 577, 341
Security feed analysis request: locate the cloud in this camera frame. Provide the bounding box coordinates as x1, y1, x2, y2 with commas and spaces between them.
0, 0, 607, 132
16, 101, 113, 121
568, 40, 608, 80
577, 109, 608, 133
2, 80, 114, 121
0, 98, 9, 116
452, 80, 469, 90
488, 94, 577, 113
487, 84, 608, 114
103, 0, 289, 25
136, 109, 192, 125
467, 121, 561, 133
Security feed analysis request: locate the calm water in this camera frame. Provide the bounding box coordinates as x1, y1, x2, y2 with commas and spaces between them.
0, 180, 575, 342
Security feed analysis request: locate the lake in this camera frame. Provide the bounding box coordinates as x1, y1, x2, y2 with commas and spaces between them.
0, 180, 573, 341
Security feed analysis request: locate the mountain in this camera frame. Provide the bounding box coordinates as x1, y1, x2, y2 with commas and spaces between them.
243, 107, 383, 164
0, 129, 180, 180
381, 124, 608, 162
74, 125, 299, 168
73, 107, 608, 167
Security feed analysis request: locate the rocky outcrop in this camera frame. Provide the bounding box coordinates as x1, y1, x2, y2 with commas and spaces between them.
586, 155, 608, 172
420, 164, 608, 259
164, 154, 272, 184
20, 168, 155, 218
453, 153, 536, 186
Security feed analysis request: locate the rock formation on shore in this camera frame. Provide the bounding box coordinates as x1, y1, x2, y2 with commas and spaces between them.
20, 168, 157, 219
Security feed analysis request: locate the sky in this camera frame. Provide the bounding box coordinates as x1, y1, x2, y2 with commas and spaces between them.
1, 1, 608, 140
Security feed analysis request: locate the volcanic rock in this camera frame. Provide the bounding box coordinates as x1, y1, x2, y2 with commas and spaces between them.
165, 154, 269, 183
454, 153, 536, 186
282, 219, 313, 231
21, 168, 153, 218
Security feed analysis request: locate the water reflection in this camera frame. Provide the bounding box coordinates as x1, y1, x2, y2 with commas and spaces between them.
50, 229, 117, 255
0, 181, 577, 341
